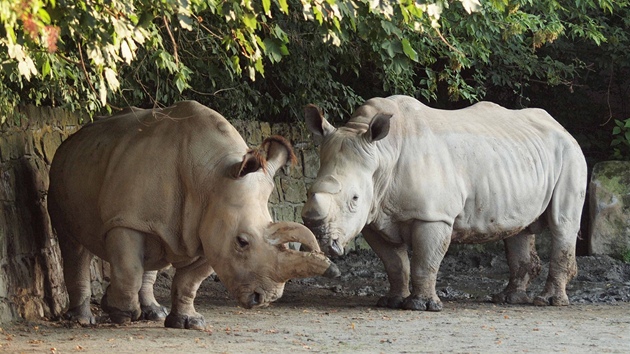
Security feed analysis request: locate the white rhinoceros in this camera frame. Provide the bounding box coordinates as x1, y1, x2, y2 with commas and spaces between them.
48, 101, 339, 329
302, 95, 587, 311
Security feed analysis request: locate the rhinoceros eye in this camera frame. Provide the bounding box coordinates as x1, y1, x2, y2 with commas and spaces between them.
349, 194, 359, 212
236, 235, 250, 249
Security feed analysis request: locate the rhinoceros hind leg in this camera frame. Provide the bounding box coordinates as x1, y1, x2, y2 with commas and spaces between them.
376, 295, 404, 309
141, 303, 169, 321
532, 248, 575, 307
402, 295, 443, 311
534, 159, 583, 306
58, 232, 95, 325
139, 270, 168, 321
164, 312, 206, 330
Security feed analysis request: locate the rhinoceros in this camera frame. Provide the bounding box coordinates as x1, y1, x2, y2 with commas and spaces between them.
302, 95, 587, 311
48, 101, 339, 329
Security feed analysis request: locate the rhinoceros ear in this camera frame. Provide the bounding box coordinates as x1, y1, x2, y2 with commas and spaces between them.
365, 113, 392, 142
232, 150, 265, 178
305, 104, 336, 137
262, 136, 297, 176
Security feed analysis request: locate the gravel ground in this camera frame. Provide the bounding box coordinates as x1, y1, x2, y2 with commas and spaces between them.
2, 250, 629, 353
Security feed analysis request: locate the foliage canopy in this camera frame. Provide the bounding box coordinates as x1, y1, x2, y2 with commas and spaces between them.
1, 0, 629, 159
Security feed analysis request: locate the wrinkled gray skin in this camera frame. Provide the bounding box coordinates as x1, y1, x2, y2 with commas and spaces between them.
302, 95, 587, 311
48, 101, 338, 329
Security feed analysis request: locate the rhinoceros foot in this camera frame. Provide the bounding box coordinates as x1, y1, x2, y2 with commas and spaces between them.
533, 293, 569, 306
64, 305, 96, 326
140, 303, 169, 321
492, 290, 531, 305
402, 295, 443, 311
376, 295, 404, 309
101, 293, 141, 324
164, 312, 206, 330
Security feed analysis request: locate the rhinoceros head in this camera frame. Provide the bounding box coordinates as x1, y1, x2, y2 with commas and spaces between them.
301, 104, 393, 256
202, 136, 339, 309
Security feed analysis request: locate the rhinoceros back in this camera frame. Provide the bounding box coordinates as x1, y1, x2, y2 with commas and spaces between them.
368, 96, 587, 242
48, 101, 247, 259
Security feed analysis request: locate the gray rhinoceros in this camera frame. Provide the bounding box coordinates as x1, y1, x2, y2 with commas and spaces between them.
48, 101, 338, 329
302, 95, 587, 311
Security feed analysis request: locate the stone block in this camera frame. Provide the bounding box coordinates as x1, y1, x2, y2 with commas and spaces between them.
260, 122, 271, 139
271, 205, 295, 222
280, 177, 307, 204
249, 122, 263, 146
589, 161, 630, 259
0, 134, 26, 162
271, 123, 291, 141
0, 168, 16, 202
40, 129, 63, 164
302, 149, 320, 179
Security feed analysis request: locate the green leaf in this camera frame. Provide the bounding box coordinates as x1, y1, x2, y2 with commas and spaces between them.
612, 127, 621, 135
277, 0, 289, 14
381, 40, 395, 58
263, 0, 271, 16
401, 38, 419, 62
42, 59, 51, 78
178, 13, 193, 30
243, 13, 257, 30
38, 9, 51, 25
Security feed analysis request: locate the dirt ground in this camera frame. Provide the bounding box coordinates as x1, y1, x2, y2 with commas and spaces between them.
2, 250, 629, 353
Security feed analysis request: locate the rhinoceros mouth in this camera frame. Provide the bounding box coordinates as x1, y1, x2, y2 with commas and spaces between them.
301, 219, 346, 256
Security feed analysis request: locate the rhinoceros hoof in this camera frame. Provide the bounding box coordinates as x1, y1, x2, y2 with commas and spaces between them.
402, 295, 443, 311
492, 291, 531, 305
64, 307, 96, 326
101, 294, 141, 324
533, 294, 569, 306
376, 295, 404, 309
164, 313, 206, 330
140, 303, 169, 321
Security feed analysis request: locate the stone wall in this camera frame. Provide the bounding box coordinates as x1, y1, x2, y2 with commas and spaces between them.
0, 106, 80, 323
0, 105, 323, 323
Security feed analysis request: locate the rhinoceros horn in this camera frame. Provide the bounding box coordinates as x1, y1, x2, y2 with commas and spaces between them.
265, 222, 340, 281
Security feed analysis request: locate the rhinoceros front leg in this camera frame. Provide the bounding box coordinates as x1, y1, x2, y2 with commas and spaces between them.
58, 234, 96, 325
403, 221, 451, 311
138, 270, 169, 321
492, 233, 541, 305
100, 227, 146, 324
362, 228, 410, 309
164, 258, 214, 330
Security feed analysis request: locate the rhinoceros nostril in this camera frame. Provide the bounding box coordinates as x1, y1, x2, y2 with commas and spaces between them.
248, 292, 262, 307
330, 239, 344, 256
